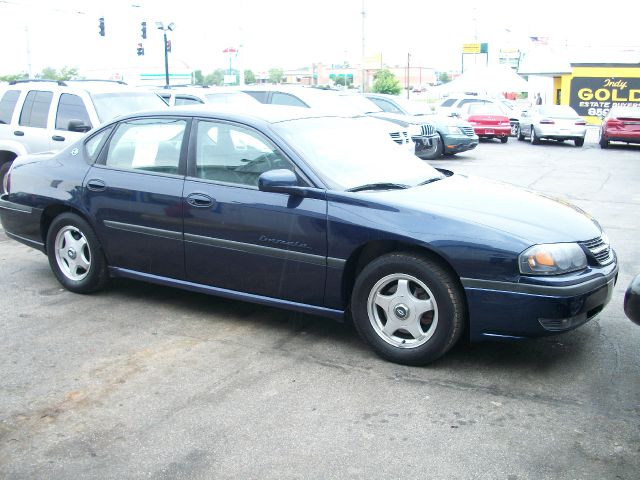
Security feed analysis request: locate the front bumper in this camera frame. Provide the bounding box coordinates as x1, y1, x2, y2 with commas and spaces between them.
463, 262, 618, 341
441, 133, 479, 154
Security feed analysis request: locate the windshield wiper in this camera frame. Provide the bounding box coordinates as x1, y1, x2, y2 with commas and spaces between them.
347, 182, 410, 192
417, 176, 444, 187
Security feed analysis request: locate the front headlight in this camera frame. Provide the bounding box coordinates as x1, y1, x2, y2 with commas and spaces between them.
408, 124, 422, 137
519, 243, 587, 275
445, 125, 463, 135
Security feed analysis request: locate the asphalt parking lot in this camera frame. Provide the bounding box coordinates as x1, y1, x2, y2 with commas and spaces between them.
1, 126, 639, 480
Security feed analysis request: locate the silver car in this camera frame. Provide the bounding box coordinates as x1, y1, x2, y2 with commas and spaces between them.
517, 105, 587, 147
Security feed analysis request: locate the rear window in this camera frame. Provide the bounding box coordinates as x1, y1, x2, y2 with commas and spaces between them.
0, 89, 20, 124
539, 105, 579, 118
90, 92, 168, 123
19, 90, 53, 128
610, 106, 640, 119
440, 98, 456, 107
466, 104, 503, 115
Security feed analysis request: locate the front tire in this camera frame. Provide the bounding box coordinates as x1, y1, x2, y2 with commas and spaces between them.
350, 252, 465, 365
419, 135, 443, 160
46, 213, 109, 293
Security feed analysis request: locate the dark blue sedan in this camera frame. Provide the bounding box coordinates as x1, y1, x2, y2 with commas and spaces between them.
0, 105, 618, 365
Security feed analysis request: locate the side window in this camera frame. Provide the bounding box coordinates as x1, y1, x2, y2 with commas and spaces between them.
194, 120, 293, 187
0, 90, 21, 124
271, 92, 308, 107
19, 90, 53, 128
440, 98, 457, 107
242, 91, 268, 103
174, 96, 204, 106
458, 99, 482, 108
105, 118, 186, 175
56, 93, 92, 131
84, 126, 113, 163
370, 98, 402, 114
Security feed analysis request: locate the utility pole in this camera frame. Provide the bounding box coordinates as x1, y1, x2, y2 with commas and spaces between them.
361, 0, 366, 92
406, 53, 411, 99
25, 26, 32, 79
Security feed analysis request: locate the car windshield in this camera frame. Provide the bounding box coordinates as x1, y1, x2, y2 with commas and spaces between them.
204, 92, 259, 105
538, 105, 578, 118
272, 116, 442, 191
389, 96, 434, 116
91, 92, 168, 122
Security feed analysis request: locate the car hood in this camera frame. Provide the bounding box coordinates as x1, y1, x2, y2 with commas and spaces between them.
368, 174, 601, 245
368, 111, 432, 127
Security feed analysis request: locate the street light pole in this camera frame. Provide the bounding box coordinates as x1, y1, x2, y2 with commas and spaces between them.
163, 30, 169, 88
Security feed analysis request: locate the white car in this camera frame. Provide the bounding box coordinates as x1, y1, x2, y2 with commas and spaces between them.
517, 105, 587, 147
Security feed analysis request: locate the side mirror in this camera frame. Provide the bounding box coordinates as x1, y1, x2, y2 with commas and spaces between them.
449, 112, 460, 118
68, 119, 92, 133
258, 169, 308, 196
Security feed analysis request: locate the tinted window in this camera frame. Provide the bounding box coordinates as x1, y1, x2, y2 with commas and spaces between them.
85, 126, 113, 163
105, 118, 186, 175
242, 90, 268, 103
56, 93, 92, 131
271, 92, 308, 107
458, 99, 485, 108
440, 98, 456, 107
19, 90, 53, 128
174, 96, 204, 106
0, 90, 20, 124
194, 120, 293, 187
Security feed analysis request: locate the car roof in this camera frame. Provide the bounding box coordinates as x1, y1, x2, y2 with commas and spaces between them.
117, 103, 359, 125
6, 79, 153, 95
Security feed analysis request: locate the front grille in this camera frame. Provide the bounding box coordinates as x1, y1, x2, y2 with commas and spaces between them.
460, 126, 475, 136
582, 236, 614, 266
420, 124, 436, 136
389, 131, 409, 145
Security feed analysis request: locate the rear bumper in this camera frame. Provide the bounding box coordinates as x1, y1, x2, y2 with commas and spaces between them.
473, 125, 511, 137
0, 195, 45, 251
463, 262, 618, 341
537, 125, 586, 139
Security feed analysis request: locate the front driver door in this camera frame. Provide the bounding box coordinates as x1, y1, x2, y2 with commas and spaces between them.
182, 118, 327, 306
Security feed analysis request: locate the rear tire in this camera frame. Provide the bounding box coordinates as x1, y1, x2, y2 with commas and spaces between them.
0, 158, 14, 195
517, 126, 525, 141
350, 252, 465, 365
530, 126, 541, 145
46, 213, 109, 294
599, 135, 609, 149
574, 137, 585, 147
500, 136, 508, 143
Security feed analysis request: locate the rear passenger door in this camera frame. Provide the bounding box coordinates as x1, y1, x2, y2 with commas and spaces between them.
84, 117, 188, 279
15, 90, 54, 153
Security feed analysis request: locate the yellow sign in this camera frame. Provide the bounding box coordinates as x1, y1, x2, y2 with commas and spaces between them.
463, 43, 481, 54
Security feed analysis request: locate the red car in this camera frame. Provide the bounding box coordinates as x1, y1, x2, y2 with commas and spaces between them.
600, 106, 640, 148
461, 103, 511, 143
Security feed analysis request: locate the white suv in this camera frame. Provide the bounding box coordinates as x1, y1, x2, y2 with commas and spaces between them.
0, 79, 168, 192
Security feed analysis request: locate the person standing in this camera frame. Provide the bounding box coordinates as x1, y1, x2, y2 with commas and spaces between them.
535, 93, 542, 105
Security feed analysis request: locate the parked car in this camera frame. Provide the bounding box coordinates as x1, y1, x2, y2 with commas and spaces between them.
241, 85, 435, 157
0, 79, 168, 193
0, 104, 618, 365
517, 105, 587, 146
624, 274, 640, 326
149, 85, 260, 107
437, 95, 522, 137
599, 106, 640, 149
459, 103, 511, 143
364, 93, 478, 158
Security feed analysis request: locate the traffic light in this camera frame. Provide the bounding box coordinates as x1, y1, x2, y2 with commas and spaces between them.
137, 43, 144, 56
165, 39, 172, 53
141, 21, 147, 39
98, 17, 105, 36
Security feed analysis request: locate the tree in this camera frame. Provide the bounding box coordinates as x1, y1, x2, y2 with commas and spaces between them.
0, 72, 28, 83
333, 75, 353, 88
438, 72, 451, 84
193, 69, 204, 85
371, 69, 401, 95
268, 68, 284, 84
204, 69, 225, 86
36, 66, 80, 81
244, 69, 256, 84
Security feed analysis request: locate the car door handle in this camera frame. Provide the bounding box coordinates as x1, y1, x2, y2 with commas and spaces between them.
13, 131, 24, 137
186, 193, 214, 208
52, 135, 65, 142
86, 179, 106, 191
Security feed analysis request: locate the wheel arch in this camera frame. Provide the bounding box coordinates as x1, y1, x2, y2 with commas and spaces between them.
341, 240, 467, 309
40, 204, 96, 254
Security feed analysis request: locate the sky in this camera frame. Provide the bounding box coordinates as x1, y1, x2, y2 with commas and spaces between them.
1, 0, 639, 79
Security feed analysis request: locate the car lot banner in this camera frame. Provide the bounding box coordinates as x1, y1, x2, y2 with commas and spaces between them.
571, 77, 640, 117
